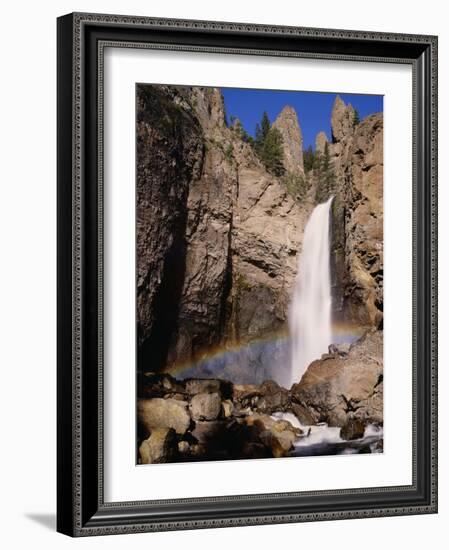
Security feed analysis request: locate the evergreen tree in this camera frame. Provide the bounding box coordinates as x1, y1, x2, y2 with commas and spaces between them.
304, 145, 317, 172
260, 111, 271, 140
252, 111, 285, 175
260, 127, 285, 176
255, 112, 271, 153
315, 142, 336, 203
353, 108, 360, 127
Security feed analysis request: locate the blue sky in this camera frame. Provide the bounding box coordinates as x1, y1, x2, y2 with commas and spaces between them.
221, 88, 383, 150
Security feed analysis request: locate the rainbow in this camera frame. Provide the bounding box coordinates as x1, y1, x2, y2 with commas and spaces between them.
165, 322, 365, 379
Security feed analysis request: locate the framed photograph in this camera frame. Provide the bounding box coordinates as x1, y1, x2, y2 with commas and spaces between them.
57, 12, 438, 536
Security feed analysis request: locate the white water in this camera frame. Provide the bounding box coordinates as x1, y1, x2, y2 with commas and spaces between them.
271, 412, 384, 455
289, 197, 333, 385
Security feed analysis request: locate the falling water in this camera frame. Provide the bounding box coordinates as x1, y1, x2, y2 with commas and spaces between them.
289, 196, 333, 385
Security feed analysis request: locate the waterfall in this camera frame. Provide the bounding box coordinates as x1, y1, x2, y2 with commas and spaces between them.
289, 197, 333, 385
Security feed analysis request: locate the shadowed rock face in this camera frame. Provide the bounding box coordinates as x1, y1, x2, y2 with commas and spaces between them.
136, 85, 204, 372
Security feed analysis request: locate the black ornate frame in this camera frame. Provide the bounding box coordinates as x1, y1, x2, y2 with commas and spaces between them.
57, 12, 438, 537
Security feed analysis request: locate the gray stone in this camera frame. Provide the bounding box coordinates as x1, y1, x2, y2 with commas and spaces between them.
190, 392, 222, 421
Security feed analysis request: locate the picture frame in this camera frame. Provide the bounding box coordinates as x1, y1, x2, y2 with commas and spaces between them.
57, 12, 438, 536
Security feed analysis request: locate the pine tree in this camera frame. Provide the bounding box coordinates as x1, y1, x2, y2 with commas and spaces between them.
304, 145, 317, 172
255, 111, 271, 154
252, 111, 285, 176
260, 111, 271, 140
261, 127, 285, 176
315, 142, 335, 203
353, 108, 360, 127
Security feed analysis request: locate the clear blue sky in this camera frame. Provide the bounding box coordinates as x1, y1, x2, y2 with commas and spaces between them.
221, 88, 383, 150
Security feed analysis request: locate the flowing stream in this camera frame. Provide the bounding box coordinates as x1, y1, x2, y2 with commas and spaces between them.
289, 197, 333, 385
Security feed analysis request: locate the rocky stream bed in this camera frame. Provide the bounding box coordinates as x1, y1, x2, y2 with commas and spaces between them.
137, 331, 383, 464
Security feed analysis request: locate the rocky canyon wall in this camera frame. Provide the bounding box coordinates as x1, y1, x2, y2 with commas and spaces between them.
136, 86, 383, 377
136, 85, 313, 374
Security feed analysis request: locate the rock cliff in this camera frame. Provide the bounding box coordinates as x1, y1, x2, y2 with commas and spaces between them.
136, 85, 383, 384
136, 86, 384, 461
272, 105, 304, 175
327, 96, 383, 328
136, 85, 312, 377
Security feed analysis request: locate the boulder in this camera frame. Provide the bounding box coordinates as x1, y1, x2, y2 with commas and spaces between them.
246, 413, 301, 457
138, 398, 191, 435
139, 428, 177, 464
291, 330, 383, 427
138, 372, 185, 398
256, 380, 290, 414
191, 420, 228, 447
340, 416, 366, 440
185, 378, 232, 398
189, 392, 222, 421
290, 402, 316, 426
258, 429, 295, 458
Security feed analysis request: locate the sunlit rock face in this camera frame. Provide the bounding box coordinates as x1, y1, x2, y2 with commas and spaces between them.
272, 105, 304, 175
329, 95, 383, 329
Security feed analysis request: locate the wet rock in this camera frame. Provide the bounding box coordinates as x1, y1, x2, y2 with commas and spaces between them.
340, 416, 366, 440
189, 392, 222, 421
290, 402, 316, 426
234, 380, 289, 414
139, 428, 177, 464
138, 398, 191, 435
256, 380, 290, 413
